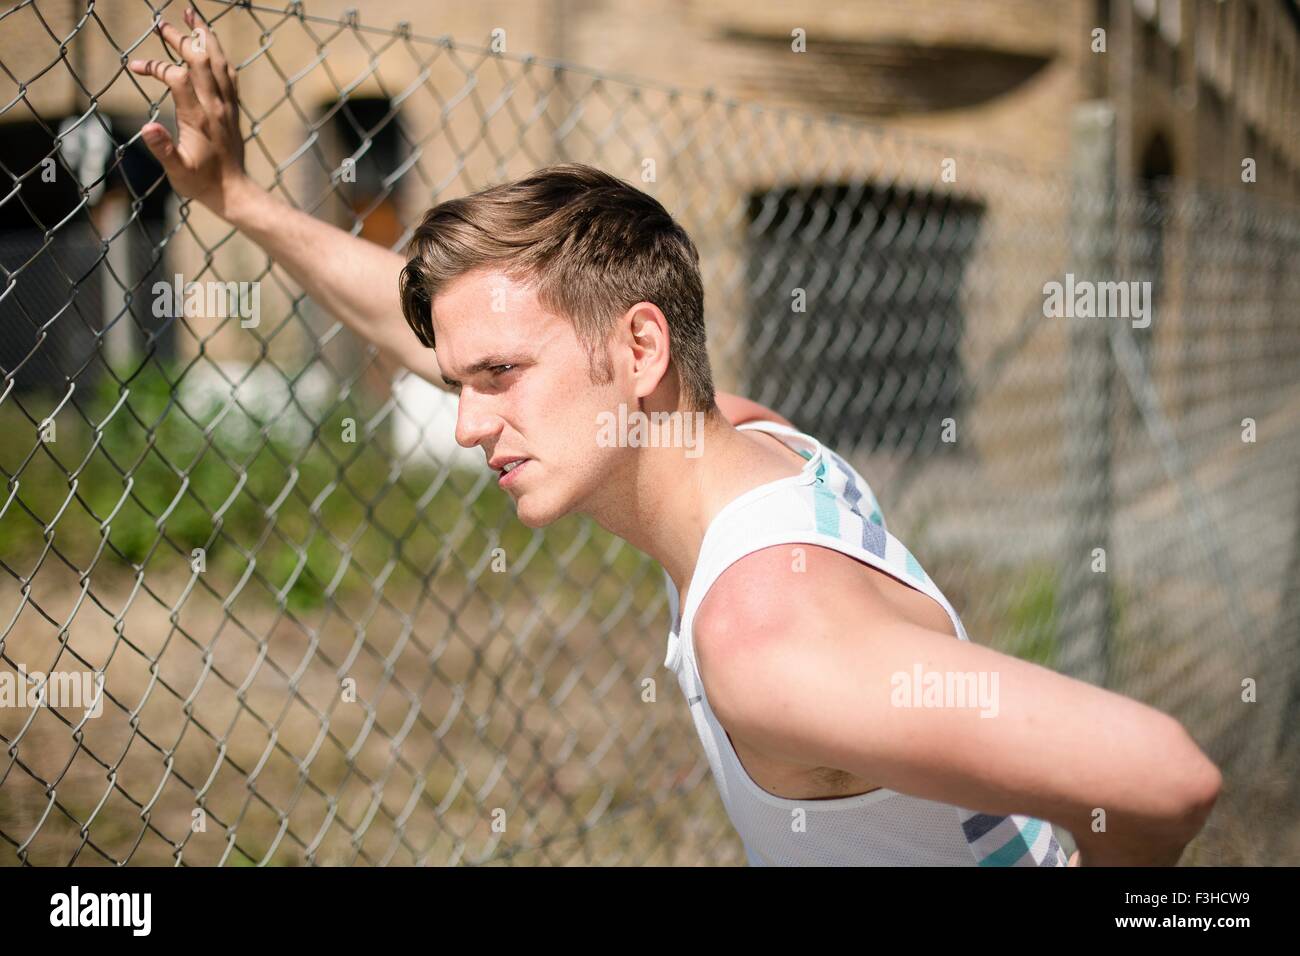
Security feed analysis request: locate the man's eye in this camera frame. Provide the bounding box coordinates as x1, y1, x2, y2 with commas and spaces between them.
492, 364, 515, 375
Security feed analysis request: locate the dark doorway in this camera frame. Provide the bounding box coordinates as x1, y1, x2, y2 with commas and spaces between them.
0, 115, 173, 398
1136, 131, 1175, 372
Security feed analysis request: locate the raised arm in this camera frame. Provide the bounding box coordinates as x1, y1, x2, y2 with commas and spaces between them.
128, 8, 443, 387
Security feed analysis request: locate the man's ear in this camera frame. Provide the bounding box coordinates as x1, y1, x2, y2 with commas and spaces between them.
625, 302, 672, 400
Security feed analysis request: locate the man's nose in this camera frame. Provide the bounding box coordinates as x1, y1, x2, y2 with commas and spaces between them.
454, 392, 500, 450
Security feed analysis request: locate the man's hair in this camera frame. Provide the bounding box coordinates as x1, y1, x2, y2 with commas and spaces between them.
398, 163, 716, 411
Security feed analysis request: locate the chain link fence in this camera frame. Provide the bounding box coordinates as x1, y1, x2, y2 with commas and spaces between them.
1, 0, 1298, 865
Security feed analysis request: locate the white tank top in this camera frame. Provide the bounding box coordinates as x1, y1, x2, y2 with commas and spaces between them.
662, 420, 1069, 866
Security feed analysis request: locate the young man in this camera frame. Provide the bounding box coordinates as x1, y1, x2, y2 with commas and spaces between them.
128, 10, 1221, 866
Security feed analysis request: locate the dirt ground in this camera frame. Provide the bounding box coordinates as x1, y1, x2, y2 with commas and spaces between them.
1, 557, 1293, 866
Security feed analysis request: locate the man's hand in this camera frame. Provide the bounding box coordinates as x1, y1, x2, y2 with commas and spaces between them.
129, 7, 253, 221
125, 7, 445, 388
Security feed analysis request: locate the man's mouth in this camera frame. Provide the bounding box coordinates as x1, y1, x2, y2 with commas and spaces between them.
492, 457, 531, 487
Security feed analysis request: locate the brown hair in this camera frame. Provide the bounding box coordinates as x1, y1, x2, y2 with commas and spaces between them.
398, 163, 716, 411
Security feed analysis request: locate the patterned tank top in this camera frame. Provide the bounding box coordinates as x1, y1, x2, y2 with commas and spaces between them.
662, 420, 1069, 866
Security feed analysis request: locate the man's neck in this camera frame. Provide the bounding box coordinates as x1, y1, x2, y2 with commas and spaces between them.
585, 414, 791, 604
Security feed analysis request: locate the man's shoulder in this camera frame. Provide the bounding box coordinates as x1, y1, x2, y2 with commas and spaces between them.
693, 542, 894, 650
689, 542, 904, 746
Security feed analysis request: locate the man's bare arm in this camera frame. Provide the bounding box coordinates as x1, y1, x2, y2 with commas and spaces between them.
224, 182, 443, 385
693, 544, 1222, 866
128, 10, 443, 386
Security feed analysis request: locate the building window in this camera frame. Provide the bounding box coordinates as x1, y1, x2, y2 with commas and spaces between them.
320, 96, 410, 245
312, 97, 411, 388
1135, 133, 1175, 376
0, 117, 172, 395
740, 182, 983, 457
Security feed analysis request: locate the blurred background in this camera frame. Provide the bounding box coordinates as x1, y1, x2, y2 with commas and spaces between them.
0, 0, 1296, 865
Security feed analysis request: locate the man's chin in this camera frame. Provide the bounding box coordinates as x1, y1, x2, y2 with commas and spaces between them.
513, 496, 563, 529
516, 510, 549, 529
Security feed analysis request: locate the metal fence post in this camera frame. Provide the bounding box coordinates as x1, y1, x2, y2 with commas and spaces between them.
1058, 102, 1116, 688
1272, 469, 1300, 767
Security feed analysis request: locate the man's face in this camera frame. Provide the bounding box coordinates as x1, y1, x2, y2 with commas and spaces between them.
431, 266, 628, 527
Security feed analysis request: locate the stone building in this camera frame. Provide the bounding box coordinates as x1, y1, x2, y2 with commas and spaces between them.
1, 0, 1296, 850
0, 1, 1294, 464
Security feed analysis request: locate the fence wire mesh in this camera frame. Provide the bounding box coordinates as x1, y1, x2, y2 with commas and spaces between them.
1, 0, 1298, 865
